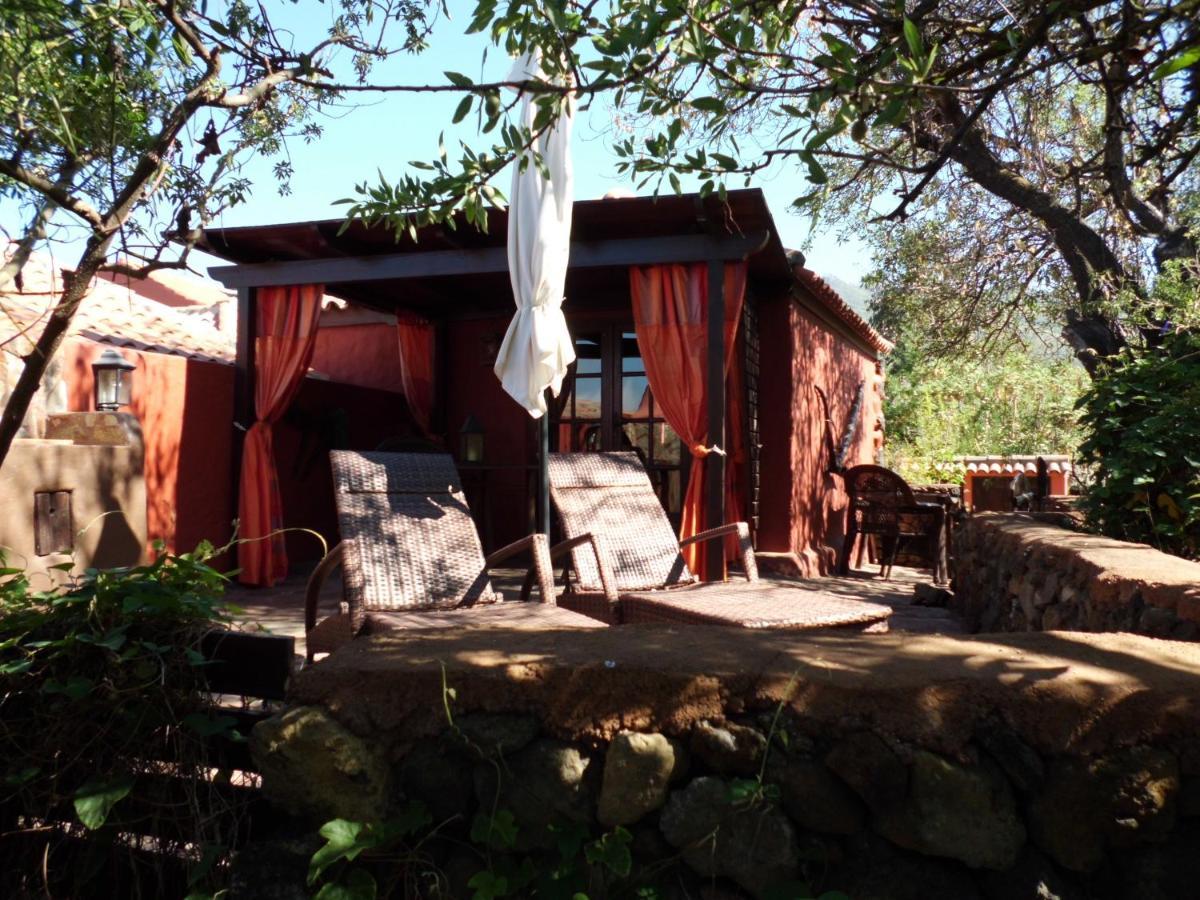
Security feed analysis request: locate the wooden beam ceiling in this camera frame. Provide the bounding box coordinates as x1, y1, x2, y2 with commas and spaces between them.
208, 232, 771, 289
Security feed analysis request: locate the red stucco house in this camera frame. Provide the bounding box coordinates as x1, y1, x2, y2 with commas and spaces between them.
200, 189, 891, 582
1, 247, 416, 564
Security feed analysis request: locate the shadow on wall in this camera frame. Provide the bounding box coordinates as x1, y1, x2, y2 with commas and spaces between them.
69, 341, 238, 566
788, 302, 882, 575
0, 420, 146, 588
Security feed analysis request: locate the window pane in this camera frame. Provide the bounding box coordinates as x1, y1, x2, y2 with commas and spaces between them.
621, 422, 650, 459
622, 375, 650, 418
574, 334, 602, 374
574, 377, 601, 419
664, 468, 682, 514
621, 332, 644, 373
578, 423, 603, 451
654, 422, 682, 464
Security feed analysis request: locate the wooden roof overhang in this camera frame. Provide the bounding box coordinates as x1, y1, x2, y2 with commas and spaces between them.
202, 189, 791, 580
200, 189, 791, 319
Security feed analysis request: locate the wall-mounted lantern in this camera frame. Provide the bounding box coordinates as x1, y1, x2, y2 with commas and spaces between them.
459, 414, 485, 464
91, 348, 136, 411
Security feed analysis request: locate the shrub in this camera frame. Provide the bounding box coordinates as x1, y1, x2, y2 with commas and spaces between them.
882, 342, 1086, 485
1076, 330, 1200, 558
0, 543, 239, 897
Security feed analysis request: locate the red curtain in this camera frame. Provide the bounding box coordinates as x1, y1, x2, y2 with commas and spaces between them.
630, 262, 746, 579
396, 314, 435, 437
238, 284, 324, 587
724, 344, 747, 562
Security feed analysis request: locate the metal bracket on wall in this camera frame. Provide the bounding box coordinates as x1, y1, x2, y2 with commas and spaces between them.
815, 381, 866, 474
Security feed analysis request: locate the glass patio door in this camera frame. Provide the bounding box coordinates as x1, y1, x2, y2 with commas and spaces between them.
551, 324, 685, 525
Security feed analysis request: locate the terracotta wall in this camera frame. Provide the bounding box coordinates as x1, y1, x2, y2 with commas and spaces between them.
272, 376, 416, 564
65, 337, 417, 570
311, 322, 407, 395
65, 339, 235, 560
757, 294, 884, 576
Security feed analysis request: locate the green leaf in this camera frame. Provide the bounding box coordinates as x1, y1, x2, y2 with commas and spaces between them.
444, 71, 474, 87
41, 676, 94, 699
74, 775, 135, 830
1153, 45, 1200, 80
470, 809, 518, 849
0, 658, 33, 675
468, 870, 508, 900
314, 869, 378, 900
690, 96, 726, 114
308, 820, 373, 885
452, 95, 474, 124
584, 827, 632, 877
903, 18, 924, 59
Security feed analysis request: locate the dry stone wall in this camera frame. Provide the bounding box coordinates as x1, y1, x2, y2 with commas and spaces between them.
239, 628, 1200, 899
953, 513, 1200, 640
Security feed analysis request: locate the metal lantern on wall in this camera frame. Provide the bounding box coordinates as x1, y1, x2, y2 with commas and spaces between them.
459, 414, 485, 464
91, 348, 136, 411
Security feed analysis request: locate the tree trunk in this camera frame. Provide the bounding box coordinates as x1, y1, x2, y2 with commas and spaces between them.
930, 95, 1131, 373
0, 234, 113, 468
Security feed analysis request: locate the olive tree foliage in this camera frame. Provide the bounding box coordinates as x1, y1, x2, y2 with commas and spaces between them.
880, 336, 1087, 484
0, 0, 436, 468
345, 0, 1200, 370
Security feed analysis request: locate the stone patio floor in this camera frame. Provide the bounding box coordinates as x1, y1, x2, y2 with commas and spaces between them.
225, 562, 964, 660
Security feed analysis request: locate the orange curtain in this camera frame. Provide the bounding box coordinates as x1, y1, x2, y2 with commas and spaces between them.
397, 315, 435, 437
724, 345, 747, 562
237, 284, 324, 587
630, 262, 746, 579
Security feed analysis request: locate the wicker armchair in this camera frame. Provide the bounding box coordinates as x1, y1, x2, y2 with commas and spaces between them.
547, 452, 892, 631
837, 464, 948, 585
304, 451, 610, 660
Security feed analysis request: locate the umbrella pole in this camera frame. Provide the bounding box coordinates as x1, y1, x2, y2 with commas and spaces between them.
538, 414, 551, 535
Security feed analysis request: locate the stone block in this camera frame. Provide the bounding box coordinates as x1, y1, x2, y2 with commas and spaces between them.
691, 720, 766, 777
397, 739, 475, 824
473, 739, 595, 849
976, 722, 1045, 795
598, 731, 683, 826
660, 777, 800, 898
450, 712, 539, 758
825, 732, 907, 814
250, 706, 390, 823
874, 750, 1025, 870
768, 756, 865, 835
1029, 748, 1180, 873
830, 831, 983, 900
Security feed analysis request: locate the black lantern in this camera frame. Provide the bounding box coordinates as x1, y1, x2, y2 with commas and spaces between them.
459, 414, 485, 464
91, 348, 136, 411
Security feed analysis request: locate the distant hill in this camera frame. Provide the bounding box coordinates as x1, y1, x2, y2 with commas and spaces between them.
817, 273, 871, 319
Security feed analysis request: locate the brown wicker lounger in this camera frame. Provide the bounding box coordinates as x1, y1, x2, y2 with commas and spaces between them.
304, 451, 610, 659
548, 452, 892, 631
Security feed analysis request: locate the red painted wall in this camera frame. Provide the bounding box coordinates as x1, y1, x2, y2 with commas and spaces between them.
65, 337, 416, 571
65, 339, 236, 561
757, 294, 884, 576
311, 322, 407, 395
442, 315, 537, 550
272, 376, 415, 564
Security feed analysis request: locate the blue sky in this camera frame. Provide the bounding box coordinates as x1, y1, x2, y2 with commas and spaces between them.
196, 3, 873, 284
4, 2, 872, 286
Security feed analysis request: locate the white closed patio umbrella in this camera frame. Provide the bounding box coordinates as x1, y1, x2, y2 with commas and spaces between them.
494, 50, 575, 533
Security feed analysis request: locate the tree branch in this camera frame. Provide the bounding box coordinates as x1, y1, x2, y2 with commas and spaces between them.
0, 159, 102, 228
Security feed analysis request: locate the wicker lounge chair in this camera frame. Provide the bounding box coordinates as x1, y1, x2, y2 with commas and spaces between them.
547, 452, 892, 631
837, 464, 949, 585
304, 451, 611, 659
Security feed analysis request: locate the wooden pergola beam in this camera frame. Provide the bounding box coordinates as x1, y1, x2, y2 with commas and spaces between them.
209, 232, 770, 288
